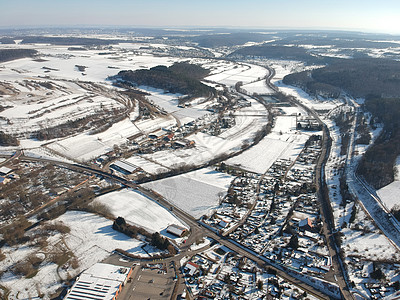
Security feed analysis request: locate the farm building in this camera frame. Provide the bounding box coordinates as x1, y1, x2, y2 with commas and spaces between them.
148, 129, 167, 139
64, 263, 133, 300
167, 224, 188, 237
110, 160, 141, 175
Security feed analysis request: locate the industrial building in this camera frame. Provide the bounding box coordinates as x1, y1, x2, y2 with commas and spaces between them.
64, 263, 133, 300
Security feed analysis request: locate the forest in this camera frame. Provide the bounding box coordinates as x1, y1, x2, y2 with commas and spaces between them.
283, 58, 400, 188
114, 62, 215, 99
0, 49, 37, 63
358, 96, 400, 188
228, 44, 338, 64
283, 58, 400, 98
0, 131, 19, 146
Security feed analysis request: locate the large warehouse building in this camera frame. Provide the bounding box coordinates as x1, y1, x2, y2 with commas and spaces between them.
64, 263, 133, 300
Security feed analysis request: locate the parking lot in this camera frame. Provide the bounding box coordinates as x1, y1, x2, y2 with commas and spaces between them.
120, 263, 177, 300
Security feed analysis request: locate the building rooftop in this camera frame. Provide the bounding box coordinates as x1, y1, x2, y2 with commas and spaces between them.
64, 263, 131, 300
0, 166, 12, 175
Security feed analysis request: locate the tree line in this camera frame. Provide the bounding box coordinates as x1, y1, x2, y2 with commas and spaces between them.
284, 58, 400, 99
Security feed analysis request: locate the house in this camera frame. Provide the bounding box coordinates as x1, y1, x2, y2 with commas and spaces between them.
163, 133, 174, 142
64, 263, 133, 300
167, 224, 188, 237
0, 176, 10, 184
299, 218, 314, 232
185, 261, 199, 276
218, 220, 229, 229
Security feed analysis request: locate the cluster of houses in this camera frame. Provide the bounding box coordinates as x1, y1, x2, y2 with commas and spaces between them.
202, 133, 335, 289
346, 256, 400, 298
182, 243, 315, 299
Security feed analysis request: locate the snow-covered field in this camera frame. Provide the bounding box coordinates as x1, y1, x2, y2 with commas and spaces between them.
142, 86, 210, 124
92, 189, 187, 232
126, 155, 168, 174
342, 226, 400, 261
46, 115, 176, 161
227, 110, 311, 174
377, 156, 400, 210
242, 79, 274, 95
0, 44, 178, 83
204, 60, 268, 87
142, 98, 269, 169
143, 168, 234, 218
0, 211, 146, 299
227, 134, 308, 174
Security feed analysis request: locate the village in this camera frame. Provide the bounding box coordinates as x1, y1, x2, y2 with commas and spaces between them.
1, 30, 400, 300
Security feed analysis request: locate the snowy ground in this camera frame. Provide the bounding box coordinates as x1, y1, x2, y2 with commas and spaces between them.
203, 60, 269, 88
0, 211, 147, 300
227, 112, 312, 174
143, 98, 269, 169
92, 189, 187, 232
141, 86, 210, 124
342, 226, 400, 261
0, 43, 178, 83
47, 115, 176, 161
377, 156, 400, 210
142, 168, 234, 218
125, 155, 168, 174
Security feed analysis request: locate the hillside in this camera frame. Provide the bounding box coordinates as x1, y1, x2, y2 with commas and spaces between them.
114, 62, 215, 99
283, 58, 400, 98
358, 96, 400, 188
283, 58, 400, 189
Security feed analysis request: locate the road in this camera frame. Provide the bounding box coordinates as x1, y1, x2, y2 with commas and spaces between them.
2, 152, 338, 299
287, 97, 354, 300
0, 61, 346, 299
345, 105, 400, 250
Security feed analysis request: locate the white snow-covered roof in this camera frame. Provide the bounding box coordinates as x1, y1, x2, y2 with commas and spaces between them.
167, 224, 187, 237
111, 160, 138, 174
64, 263, 131, 300
185, 261, 199, 276
0, 166, 12, 175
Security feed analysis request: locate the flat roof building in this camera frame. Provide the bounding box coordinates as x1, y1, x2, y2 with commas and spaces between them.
64, 263, 133, 300
110, 160, 139, 175
0, 166, 12, 176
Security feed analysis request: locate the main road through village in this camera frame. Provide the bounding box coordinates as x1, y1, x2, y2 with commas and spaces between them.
0, 64, 358, 300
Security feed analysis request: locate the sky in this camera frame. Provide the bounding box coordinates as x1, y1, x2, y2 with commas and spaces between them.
2, 0, 400, 35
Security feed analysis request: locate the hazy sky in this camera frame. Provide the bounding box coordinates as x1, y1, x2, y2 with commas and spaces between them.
2, 0, 400, 34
